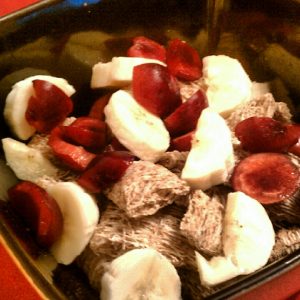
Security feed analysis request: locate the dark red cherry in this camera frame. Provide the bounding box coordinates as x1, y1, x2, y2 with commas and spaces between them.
127, 36, 166, 62
26, 80, 73, 133
77, 151, 135, 193
62, 117, 108, 152
235, 117, 299, 153
164, 89, 207, 137
48, 126, 96, 172
8, 181, 63, 248
231, 153, 300, 204
166, 38, 202, 81
132, 63, 181, 118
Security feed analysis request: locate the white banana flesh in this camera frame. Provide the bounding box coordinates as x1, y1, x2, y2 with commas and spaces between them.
2, 137, 58, 183
101, 248, 181, 300
3, 75, 75, 140
181, 107, 234, 190
195, 192, 275, 286
104, 90, 170, 162
91, 56, 166, 88
46, 182, 99, 265
202, 55, 252, 117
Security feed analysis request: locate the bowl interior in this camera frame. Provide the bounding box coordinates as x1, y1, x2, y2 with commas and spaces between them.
0, 0, 300, 299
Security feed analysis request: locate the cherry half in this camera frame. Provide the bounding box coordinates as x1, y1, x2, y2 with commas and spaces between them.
26, 80, 73, 133
8, 181, 63, 249
164, 89, 208, 137
127, 36, 166, 62
77, 151, 136, 193
166, 38, 202, 81
132, 63, 181, 118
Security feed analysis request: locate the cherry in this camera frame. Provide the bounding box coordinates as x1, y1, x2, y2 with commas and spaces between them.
88, 93, 111, 120
164, 89, 207, 137
231, 153, 300, 204
8, 181, 63, 248
26, 80, 73, 133
77, 151, 136, 193
170, 131, 194, 151
166, 38, 202, 81
132, 63, 181, 118
235, 117, 300, 153
48, 126, 96, 172
62, 117, 108, 152
105, 136, 128, 152
127, 36, 166, 62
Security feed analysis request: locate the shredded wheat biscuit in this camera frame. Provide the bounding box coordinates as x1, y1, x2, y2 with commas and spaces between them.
180, 189, 224, 256
104, 161, 190, 218
89, 202, 197, 270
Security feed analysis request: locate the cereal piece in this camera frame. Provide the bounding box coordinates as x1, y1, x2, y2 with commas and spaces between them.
178, 78, 206, 102
104, 161, 190, 218
89, 203, 196, 270
180, 189, 224, 256
157, 150, 189, 176
76, 246, 111, 291
269, 227, 300, 262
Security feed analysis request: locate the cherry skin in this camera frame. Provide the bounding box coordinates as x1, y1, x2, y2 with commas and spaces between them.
8, 181, 63, 249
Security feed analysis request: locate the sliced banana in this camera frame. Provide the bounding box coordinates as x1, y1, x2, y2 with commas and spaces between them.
181, 107, 234, 190
101, 248, 181, 300
2, 137, 58, 183
3, 75, 75, 140
0, 158, 18, 201
46, 182, 99, 265
104, 90, 170, 162
196, 191, 275, 286
202, 55, 252, 117
91, 56, 166, 88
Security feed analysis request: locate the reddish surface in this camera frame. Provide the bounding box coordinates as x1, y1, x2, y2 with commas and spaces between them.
0, 0, 41, 17
0, 1, 300, 300
0, 238, 42, 300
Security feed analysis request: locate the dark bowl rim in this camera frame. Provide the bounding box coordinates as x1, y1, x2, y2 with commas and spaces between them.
0, 1, 300, 299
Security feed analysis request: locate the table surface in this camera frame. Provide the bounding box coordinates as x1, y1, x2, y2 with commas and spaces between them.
0, 1, 300, 299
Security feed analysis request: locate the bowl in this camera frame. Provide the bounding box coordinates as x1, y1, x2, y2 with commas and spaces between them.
0, 0, 300, 299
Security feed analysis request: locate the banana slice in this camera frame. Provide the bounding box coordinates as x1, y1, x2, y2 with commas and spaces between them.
202, 55, 252, 117
2, 137, 58, 183
91, 56, 166, 88
3, 75, 75, 140
101, 248, 181, 300
46, 182, 99, 265
195, 191, 275, 286
104, 90, 170, 162
0, 158, 18, 201
181, 107, 234, 190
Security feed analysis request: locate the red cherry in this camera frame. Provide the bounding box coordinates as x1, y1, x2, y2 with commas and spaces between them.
77, 151, 135, 193
62, 117, 108, 152
164, 89, 208, 137
8, 181, 63, 248
48, 126, 96, 172
105, 136, 128, 152
166, 38, 202, 81
170, 131, 194, 151
127, 36, 166, 62
235, 117, 299, 153
88, 93, 111, 120
25, 80, 73, 133
231, 153, 300, 204
132, 63, 181, 118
